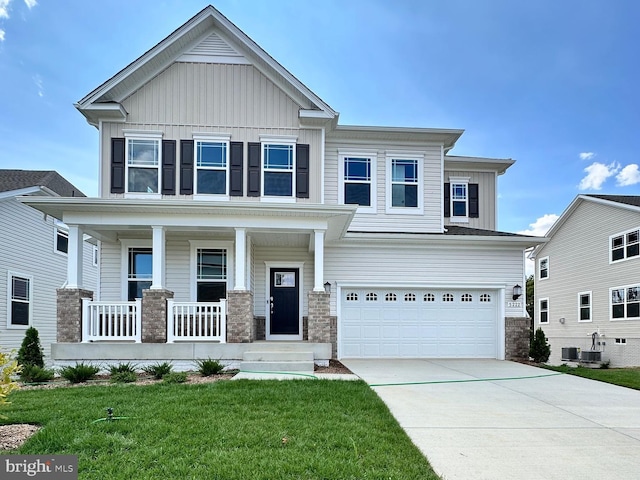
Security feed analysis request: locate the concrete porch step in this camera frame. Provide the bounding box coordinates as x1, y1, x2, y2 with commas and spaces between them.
240, 350, 315, 374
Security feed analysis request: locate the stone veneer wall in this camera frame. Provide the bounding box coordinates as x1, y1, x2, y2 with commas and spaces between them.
142, 289, 174, 343
308, 291, 331, 344
505, 317, 531, 361
330, 316, 337, 359
227, 291, 253, 343
254, 316, 266, 341
57, 288, 94, 343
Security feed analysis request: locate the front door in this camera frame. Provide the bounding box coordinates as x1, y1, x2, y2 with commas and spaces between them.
267, 268, 301, 340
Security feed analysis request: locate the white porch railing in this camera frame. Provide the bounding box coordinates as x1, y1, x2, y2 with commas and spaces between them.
167, 300, 227, 343
82, 298, 142, 343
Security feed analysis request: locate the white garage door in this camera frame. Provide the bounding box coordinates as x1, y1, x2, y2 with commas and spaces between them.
340, 288, 499, 358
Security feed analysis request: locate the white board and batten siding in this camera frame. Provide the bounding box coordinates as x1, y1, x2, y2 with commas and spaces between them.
444, 170, 497, 231
535, 200, 640, 364
0, 197, 97, 360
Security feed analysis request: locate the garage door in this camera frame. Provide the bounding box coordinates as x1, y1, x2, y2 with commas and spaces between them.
340, 288, 498, 358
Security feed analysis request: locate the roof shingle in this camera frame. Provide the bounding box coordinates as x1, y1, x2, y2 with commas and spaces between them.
0, 170, 85, 197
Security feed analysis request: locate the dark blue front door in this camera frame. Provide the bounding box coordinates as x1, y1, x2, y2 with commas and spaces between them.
269, 268, 300, 336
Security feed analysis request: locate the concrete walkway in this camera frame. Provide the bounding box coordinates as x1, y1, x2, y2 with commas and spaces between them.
342, 359, 640, 480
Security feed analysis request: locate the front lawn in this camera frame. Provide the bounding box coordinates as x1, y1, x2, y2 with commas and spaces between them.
1, 380, 439, 479
544, 365, 640, 390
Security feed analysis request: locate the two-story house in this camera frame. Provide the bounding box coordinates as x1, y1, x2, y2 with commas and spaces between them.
1, 170, 97, 360
22, 5, 543, 370
531, 195, 640, 367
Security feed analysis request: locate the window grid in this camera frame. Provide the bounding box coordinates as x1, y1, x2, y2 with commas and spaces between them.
343, 157, 372, 207
579, 292, 591, 322
9, 274, 31, 326
611, 284, 640, 320
424, 293, 435, 302
443, 293, 454, 302
263, 143, 294, 197
346, 293, 358, 301
404, 293, 416, 302
127, 138, 160, 193
480, 294, 491, 303
539, 257, 549, 280
461, 293, 472, 302
391, 159, 418, 208
365, 292, 378, 302
196, 141, 228, 195
451, 183, 468, 217
385, 293, 397, 302
611, 228, 640, 262
539, 298, 549, 324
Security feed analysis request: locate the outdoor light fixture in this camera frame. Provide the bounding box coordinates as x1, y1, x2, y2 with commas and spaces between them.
512, 284, 523, 300
324, 282, 331, 294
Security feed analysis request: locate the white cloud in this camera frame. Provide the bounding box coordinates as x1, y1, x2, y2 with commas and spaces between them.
33, 74, 43, 97
24, 0, 36, 9
616, 164, 640, 187
0, 0, 11, 19
579, 152, 595, 161
518, 214, 559, 237
0, 28, 4, 41
578, 161, 620, 190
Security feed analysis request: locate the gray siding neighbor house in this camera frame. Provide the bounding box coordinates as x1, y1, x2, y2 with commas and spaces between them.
22, 6, 544, 370
532, 195, 640, 367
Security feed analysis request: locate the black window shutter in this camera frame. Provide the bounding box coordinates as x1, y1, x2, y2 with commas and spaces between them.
161, 140, 176, 195
296, 144, 310, 198
443, 182, 450, 217
469, 183, 479, 218
180, 140, 194, 195
247, 142, 261, 197
229, 141, 244, 197
111, 138, 125, 194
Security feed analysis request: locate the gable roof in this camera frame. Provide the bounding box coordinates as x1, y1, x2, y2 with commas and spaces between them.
531, 194, 640, 258
75, 5, 337, 127
0, 170, 85, 198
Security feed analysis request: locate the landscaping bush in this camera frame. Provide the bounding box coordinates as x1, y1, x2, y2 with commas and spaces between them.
196, 358, 224, 376
162, 372, 187, 384
60, 363, 100, 383
110, 371, 138, 383
108, 362, 138, 375
142, 362, 173, 380
0, 350, 20, 418
20, 364, 55, 383
17, 327, 44, 369
530, 327, 551, 363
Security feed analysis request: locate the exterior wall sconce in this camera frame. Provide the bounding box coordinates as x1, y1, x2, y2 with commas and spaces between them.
324, 282, 331, 294
559, 317, 565, 324
512, 284, 522, 300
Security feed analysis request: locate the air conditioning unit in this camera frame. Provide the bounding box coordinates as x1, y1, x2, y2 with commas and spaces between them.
561, 347, 579, 361
580, 350, 601, 362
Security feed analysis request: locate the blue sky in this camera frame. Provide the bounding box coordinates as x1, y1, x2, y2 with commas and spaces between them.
1, 0, 639, 237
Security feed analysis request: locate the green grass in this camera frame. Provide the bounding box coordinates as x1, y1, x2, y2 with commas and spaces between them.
545, 365, 640, 390
1, 380, 439, 479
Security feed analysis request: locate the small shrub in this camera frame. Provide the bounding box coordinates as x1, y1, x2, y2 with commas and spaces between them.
162, 372, 187, 384
530, 327, 551, 363
17, 327, 44, 368
60, 363, 100, 384
110, 371, 138, 383
20, 364, 55, 383
108, 362, 138, 375
142, 362, 173, 380
0, 350, 20, 418
196, 358, 224, 377
600, 360, 611, 369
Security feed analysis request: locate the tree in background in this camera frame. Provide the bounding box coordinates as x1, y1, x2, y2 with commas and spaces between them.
525, 275, 534, 319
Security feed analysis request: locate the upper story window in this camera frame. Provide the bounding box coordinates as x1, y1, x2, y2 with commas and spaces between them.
539, 257, 549, 280
611, 284, 640, 321
127, 247, 152, 300
386, 153, 423, 214
54, 220, 68, 255
339, 152, 376, 213
126, 137, 161, 194
195, 136, 230, 196
610, 228, 640, 263
444, 180, 479, 220
262, 140, 295, 198
539, 298, 549, 324
7, 273, 31, 328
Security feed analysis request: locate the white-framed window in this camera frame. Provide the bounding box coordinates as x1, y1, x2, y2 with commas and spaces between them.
93, 244, 99, 267
385, 153, 423, 214
190, 241, 234, 302
538, 256, 549, 280
615, 338, 627, 345
610, 284, 640, 321
578, 291, 592, 322
124, 131, 162, 195
194, 135, 230, 196
448, 176, 470, 222
7, 272, 32, 328
610, 227, 640, 263
261, 136, 296, 199
539, 298, 549, 324
54, 220, 68, 255
339, 151, 377, 213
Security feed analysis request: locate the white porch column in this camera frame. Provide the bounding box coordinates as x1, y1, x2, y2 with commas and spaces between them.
66, 224, 84, 289
234, 228, 247, 290
313, 229, 325, 292
151, 226, 165, 290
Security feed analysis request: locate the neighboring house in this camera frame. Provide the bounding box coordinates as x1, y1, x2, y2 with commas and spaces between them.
531, 195, 640, 367
22, 6, 543, 369
0, 170, 97, 360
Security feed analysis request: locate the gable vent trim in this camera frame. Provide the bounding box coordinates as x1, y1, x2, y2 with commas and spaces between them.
177, 32, 250, 65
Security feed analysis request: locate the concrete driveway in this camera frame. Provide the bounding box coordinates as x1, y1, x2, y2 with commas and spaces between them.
342, 359, 640, 480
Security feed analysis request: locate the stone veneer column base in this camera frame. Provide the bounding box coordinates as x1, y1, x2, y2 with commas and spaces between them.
227, 291, 254, 343
308, 291, 331, 345
505, 317, 531, 361
142, 289, 174, 343
57, 288, 94, 343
